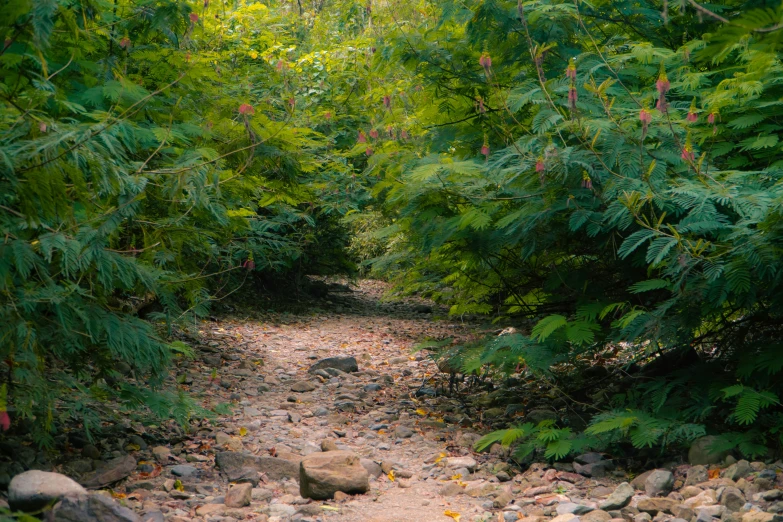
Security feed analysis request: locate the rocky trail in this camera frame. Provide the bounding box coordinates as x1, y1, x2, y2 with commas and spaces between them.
3, 281, 783, 522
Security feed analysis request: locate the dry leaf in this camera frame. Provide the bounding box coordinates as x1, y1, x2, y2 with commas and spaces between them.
174, 479, 184, 492
708, 468, 720, 479
435, 452, 446, 464
415, 408, 427, 416
387, 470, 395, 481
444, 510, 461, 521
451, 473, 462, 480
239, 427, 248, 436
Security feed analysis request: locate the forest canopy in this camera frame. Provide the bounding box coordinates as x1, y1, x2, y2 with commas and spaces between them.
3, 0, 783, 459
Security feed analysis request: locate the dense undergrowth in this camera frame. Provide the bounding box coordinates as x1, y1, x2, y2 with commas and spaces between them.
3, 0, 783, 462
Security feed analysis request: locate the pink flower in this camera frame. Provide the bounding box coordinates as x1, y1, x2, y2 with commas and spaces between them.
582, 177, 592, 189
119, 37, 131, 49
365, 147, 374, 156
189, 13, 199, 23
276, 60, 286, 72
686, 111, 697, 123
568, 86, 578, 109
369, 129, 379, 139
478, 97, 485, 114
387, 126, 394, 138
383, 95, 391, 109
656, 94, 667, 113
0, 411, 9, 431
681, 148, 694, 161
358, 131, 367, 143
566, 59, 577, 81
39, 122, 47, 132
708, 112, 716, 124
238, 103, 254, 115
288, 97, 295, 108
639, 109, 652, 124
324, 111, 332, 120
481, 144, 490, 157
479, 53, 492, 72
401, 130, 409, 140
535, 157, 545, 173
656, 71, 670, 95
242, 259, 255, 270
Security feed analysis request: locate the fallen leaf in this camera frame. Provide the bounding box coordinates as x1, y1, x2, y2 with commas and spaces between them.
387, 470, 395, 481
435, 452, 446, 464
415, 408, 427, 416
444, 510, 461, 521
708, 467, 720, 479
126, 443, 140, 451
451, 473, 462, 480
239, 427, 248, 437
174, 479, 184, 492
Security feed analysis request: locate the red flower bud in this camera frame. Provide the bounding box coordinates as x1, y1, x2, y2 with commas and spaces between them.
238, 103, 254, 115
0, 411, 9, 431
358, 131, 367, 143
189, 13, 199, 23
383, 95, 391, 109
365, 147, 374, 156
535, 157, 545, 173
481, 144, 490, 157
119, 37, 131, 49
369, 129, 378, 139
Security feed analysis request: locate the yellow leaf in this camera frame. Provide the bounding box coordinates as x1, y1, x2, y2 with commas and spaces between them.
444, 510, 461, 521
435, 452, 446, 463
125, 443, 140, 451
415, 408, 427, 416
239, 427, 248, 437
457, 481, 468, 487
451, 473, 462, 480
174, 479, 184, 492
387, 470, 395, 482
249, 51, 258, 59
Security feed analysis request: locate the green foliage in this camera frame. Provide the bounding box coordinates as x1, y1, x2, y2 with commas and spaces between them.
475, 420, 597, 461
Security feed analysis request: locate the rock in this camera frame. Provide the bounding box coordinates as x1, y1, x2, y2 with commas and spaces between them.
334, 491, 349, 501
395, 426, 414, 438
741, 512, 775, 522
444, 457, 477, 472
82, 444, 101, 460
685, 465, 709, 486
557, 503, 595, 515
269, 504, 296, 518
140, 510, 164, 522
574, 461, 613, 478
493, 490, 513, 508
550, 514, 580, 522
291, 381, 316, 393
360, 459, 382, 479
600, 482, 634, 510
195, 504, 226, 517
439, 482, 464, 497
724, 460, 751, 481
631, 470, 654, 490
644, 470, 674, 497
50, 492, 141, 522
673, 506, 695, 520
637, 498, 678, 515
225, 483, 252, 508
575, 453, 605, 465
215, 452, 298, 482
720, 487, 745, 512
308, 356, 358, 374
80, 456, 136, 489
299, 450, 369, 500
582, 511, 612, 522
171, 465, 197, 478
689, 436, 728, 466
151, 447, 171, 463
9, 471, 88, 512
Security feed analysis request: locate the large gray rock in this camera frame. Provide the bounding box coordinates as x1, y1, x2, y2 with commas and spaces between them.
600, 482, 634, 510
9, 471, 87, 512
308, 356, 358, 374
51, 493, 141, 522
299, 450, 369, 500
724, 460, 751, 481
637, 498, 678, 515
80, 456, 136, 488
215, 451, 298, 482
574, 460, 613, 477
720, 487, 745, 512
225, 483, 252, 508
644, 469, 674, 497
688, 436, 728, 465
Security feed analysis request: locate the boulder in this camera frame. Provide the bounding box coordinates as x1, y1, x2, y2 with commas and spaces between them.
225, 483, 252, 508
360, 459, 383, 479
291, 381, 316, 393
215, 451, 298, 482
308, 356, 358, 374
299, 450, 369, 500
80, 456, 136, 489
444, 456, 477, 472
574, 453, 605, 465
689, 436, 728, 466
724, 460, 751, 481
51, 492, 141, 522
644, 469, 674, 497
574, 460, 613, 477
600, 482, 634, 510
720, 487, 745, 512
582, 511, 612, 522
742, 512, 775, 522
9, 471, 87, 512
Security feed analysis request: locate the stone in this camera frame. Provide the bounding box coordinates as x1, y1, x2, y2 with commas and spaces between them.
291, 381, 316, 393
724, 460, 751, 481
360, 459, 383, 479
444, 457, 477, 472
600, 482, 634, 510
550, 514, 580, 522
574, 461, 613, 478
195, 504, 226, 517
557, 503, 595, 515
493, 491, 513, 508
215, 452, 298, 482
673, 506, 695, 520
334, 491, 349, 501
151, 447, 171, 463
742, 512, 775, 522
9, 471, 88, 512
395, 426, 414, 438
82, 444, 101, 460
689, 436, 728, 466
50, 492, 141, 522
225, 483, 252, 508
582, 511, 613, 522
268, 504, 296, 517
170, 465, 197, 478
644, 470, 675, 497
631, 470, 654, 490
575, 453, 605, 464
685, 465, 709, 486
299, 450, 369, 500
720, 487, 745, 512
637, 498, 678, 515
308, 356, 358, 374
80, 456, 137, 488
321, 439, 339, 452
439, 482, 464, 497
